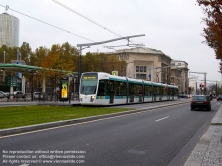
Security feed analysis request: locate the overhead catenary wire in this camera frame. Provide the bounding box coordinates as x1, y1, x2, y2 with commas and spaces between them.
0, 3, 147, 55
0, 4, 95, 43
52, 0, 123, 39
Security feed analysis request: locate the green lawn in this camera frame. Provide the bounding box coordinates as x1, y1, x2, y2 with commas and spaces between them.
0, 105, 133, 129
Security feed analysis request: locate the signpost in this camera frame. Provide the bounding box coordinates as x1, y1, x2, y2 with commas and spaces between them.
112, 71, 118, 76
6, 76, 17, 87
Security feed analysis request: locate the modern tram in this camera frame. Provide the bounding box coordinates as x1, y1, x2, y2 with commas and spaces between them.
79, 72, 179, 106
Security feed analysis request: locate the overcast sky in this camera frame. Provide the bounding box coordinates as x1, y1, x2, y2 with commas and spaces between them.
0, 0, 221, 83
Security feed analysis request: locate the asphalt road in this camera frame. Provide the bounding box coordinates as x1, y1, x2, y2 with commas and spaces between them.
0, 100, 220, 166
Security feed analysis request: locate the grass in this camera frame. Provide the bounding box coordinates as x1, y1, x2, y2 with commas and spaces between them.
0, 105, 133, 129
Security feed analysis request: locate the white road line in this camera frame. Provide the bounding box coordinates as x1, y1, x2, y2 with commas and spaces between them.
155, 116, 169, 122
19, 164, 30, 166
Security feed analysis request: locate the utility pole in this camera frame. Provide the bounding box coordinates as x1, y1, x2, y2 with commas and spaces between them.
3, 51, 5, 82
77, 34, 145, 97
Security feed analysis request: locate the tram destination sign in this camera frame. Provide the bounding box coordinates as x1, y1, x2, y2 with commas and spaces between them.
83, 75, 97, 80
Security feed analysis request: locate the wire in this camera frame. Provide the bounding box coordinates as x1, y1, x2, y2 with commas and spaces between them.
0, 4, 95, 42
52, 0, 123, 38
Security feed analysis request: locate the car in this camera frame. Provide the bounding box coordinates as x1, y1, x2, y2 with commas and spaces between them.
190, 95, 211, 111
0, 91, 4, 98
34, 92, 43, 99
206, 94, 213, 101
178, 94, 188, 98
217, 95, 222, 101
0, 91, 9, 97
13, 91, 25, 98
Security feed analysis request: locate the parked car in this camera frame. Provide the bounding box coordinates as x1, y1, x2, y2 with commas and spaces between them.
217, 95, 222, 101
0, 91, 9, 97
13, 91, 25, 98
190, 95, 211, 111
34, 92, 43, 99
0, 91, 4, 98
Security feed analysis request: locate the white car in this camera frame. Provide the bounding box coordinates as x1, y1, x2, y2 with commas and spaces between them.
0, 91, 4, 98
13, 91, 25, 98
34, 92, 43, 99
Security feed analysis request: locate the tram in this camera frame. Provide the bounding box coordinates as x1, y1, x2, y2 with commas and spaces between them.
79, 72, 179, 105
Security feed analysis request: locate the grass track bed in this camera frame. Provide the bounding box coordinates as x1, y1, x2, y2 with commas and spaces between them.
0, 105, 133, 129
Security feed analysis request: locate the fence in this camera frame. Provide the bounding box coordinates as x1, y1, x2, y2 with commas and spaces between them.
0, 92, 79, 102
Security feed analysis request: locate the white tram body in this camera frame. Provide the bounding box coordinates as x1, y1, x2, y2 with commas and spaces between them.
79, 72, 179, 106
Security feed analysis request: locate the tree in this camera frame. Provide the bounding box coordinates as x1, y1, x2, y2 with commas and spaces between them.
40, 42, 78, 89
20, 42, 32, 65
197, 0, 222, 71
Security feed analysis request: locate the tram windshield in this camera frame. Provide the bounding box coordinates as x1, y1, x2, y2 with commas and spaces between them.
80, 74, 98, 95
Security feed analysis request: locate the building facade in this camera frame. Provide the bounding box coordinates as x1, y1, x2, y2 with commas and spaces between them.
110, 47, 172, 83
170, 60, 189, 94
0, 12, 19, 47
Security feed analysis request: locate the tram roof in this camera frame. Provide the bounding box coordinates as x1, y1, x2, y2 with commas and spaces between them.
0, 63, 76, 75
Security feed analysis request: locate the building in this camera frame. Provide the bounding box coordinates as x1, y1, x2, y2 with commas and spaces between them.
110, 47, 172, 83
188, 77, 198, 95
0, 12, 19, 47
170, 60, 189, 94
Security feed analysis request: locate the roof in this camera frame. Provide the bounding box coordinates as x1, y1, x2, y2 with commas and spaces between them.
171, 59, 188, 65
0, 63, 76, 74
116, 47, 164, 54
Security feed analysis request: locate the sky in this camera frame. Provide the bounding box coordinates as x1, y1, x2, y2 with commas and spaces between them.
0, 0, 221, 83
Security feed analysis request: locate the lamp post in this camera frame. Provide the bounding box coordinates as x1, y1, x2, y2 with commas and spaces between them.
3, 51, 5, 82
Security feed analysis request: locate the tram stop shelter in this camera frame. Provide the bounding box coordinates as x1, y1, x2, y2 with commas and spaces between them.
0, 63, 76, 96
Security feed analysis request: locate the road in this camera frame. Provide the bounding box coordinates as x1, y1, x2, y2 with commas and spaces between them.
0, 100, 220, 166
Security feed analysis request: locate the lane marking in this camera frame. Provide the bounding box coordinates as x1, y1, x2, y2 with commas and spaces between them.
155, 116, 169, 122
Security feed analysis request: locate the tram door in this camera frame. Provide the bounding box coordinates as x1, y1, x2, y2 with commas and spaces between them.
109, 81, 114, 104
129, 83, 134, 102
153, 87, 157, 101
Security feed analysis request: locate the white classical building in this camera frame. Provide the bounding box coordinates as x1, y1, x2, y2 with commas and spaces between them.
110, 47, 172, 84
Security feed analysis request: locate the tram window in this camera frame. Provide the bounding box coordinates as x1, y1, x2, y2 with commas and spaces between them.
135, 84, 143, 96
120, 82, 126, 96
109, 80, 114, 95
154, 86, 160, 95
145, 85, 152, 96
129, 83, 135, 95
163, 87, 167, 95
98, 80, 109, 96
114, 81, 120, 96
98, 80, 105, 96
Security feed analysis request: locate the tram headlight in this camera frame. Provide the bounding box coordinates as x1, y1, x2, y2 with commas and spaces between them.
90, 96, 95, 102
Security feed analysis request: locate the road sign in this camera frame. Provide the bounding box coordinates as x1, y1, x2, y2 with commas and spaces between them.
6, 76, 17, 87
112, 71, 118, 76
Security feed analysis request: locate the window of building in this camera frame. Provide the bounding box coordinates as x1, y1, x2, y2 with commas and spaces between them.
136, 74, 146, 79
136, 66, 139, 72
144, 66, 147, 72
135, 66, 147, 79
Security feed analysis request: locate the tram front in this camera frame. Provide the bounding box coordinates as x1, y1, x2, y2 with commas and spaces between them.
79, 72, 98, 105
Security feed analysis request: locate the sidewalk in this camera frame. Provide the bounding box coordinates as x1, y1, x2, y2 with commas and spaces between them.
183, 105, 222, 166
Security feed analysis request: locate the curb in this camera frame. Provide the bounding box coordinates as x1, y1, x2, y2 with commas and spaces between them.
0, 101, 187, 137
